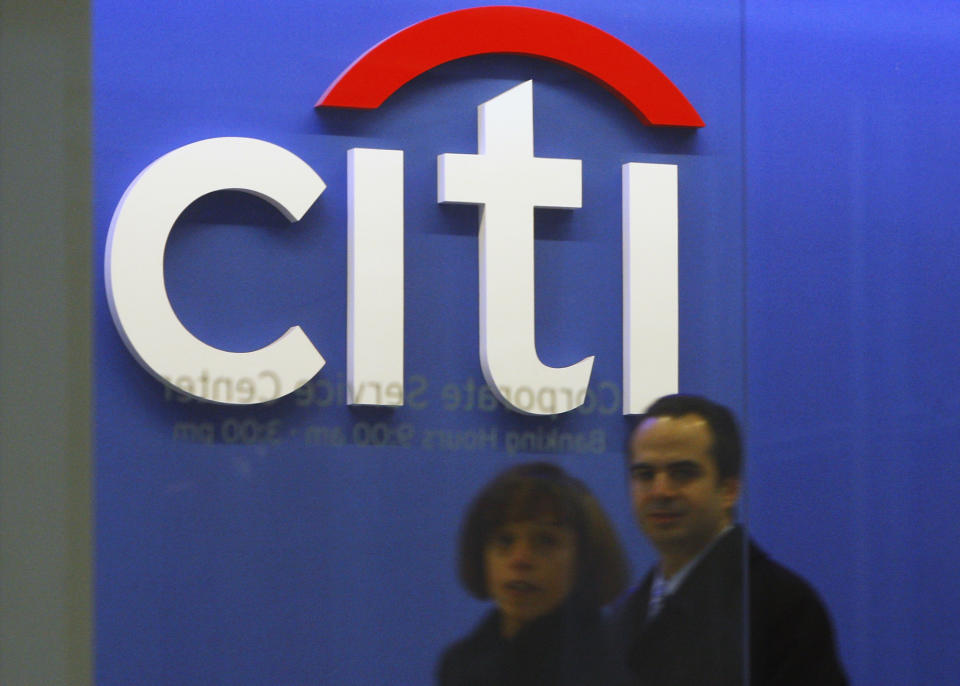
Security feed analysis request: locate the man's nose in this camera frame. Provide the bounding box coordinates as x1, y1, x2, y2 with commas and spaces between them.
649, 471, 676, 498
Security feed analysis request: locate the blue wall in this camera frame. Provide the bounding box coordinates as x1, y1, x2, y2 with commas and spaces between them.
744, 3, 960, 682
94, 1, 960, 684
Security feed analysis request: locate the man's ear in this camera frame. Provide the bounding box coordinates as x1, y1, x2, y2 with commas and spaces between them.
719, 477, 740, 510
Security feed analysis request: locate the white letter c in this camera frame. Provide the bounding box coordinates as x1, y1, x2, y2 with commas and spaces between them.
104, 137, 325, 404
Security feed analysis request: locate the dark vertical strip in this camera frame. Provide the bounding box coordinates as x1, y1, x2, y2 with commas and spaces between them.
738, 1, 751, 685
0, 0, 93, 684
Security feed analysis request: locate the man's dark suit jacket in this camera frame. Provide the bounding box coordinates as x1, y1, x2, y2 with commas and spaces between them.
617, 527, 848, 686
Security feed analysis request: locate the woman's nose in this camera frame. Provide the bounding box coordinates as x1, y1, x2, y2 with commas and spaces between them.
507, 540, 535, 567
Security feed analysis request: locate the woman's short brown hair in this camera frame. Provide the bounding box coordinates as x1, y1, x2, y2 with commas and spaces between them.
457, 461, 629, 607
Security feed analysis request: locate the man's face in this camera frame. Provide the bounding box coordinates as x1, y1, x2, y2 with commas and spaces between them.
628, 414, 739, 566
484, 517, 577, 638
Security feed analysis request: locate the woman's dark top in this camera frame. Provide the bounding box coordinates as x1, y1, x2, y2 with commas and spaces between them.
437, 602, 621, 686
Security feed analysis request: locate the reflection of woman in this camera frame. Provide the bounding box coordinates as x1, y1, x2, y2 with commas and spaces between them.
437, 462, 630, 686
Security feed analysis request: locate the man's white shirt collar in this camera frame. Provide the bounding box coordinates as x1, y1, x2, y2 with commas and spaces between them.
647, 525, 735, 619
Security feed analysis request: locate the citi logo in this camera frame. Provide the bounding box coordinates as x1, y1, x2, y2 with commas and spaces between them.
104, 6, 701, 416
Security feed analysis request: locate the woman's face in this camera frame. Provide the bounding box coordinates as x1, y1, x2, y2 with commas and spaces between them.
483, 516, 578, 638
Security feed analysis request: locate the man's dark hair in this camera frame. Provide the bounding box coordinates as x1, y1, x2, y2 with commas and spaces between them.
637, 394, 742, 480
457, 461, 630, 608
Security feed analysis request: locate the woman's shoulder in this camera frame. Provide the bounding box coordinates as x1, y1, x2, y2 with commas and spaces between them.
436, 605, 621, 686
437, 612, 502, 686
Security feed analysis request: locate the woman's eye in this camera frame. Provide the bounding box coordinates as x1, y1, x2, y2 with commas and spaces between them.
534, 533, 558, 548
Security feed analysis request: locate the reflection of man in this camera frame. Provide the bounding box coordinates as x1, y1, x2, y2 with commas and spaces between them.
618, 394, 847, 686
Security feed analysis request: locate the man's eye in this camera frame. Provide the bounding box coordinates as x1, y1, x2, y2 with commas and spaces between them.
631, 466, 654, 481
669, 464, 700, 480
491, 533, 514, 548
